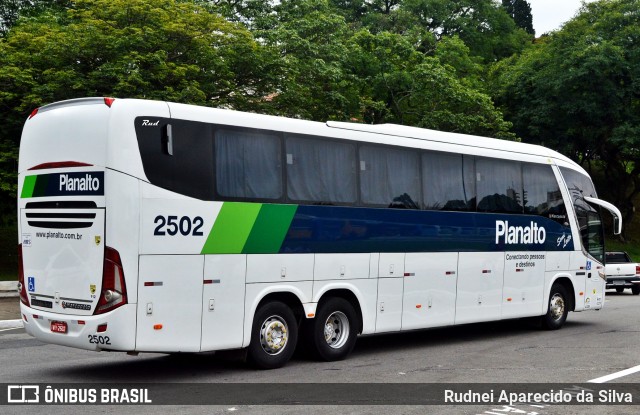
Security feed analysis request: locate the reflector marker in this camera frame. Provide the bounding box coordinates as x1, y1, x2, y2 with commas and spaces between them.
445, 271, 456, 275
97, 324, 107, 333
144, 282, 163, 287
153, 324, 163, 330
404, 273, 415, 277
482, 270, 492, 274
203, 279, 221, 285
516, 268, 524, 272
416, 305, 422, 309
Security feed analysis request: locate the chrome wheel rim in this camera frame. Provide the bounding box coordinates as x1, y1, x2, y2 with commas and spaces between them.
549, 294, 565, 321
324, 311, 349, 349
259, 315, 289, 355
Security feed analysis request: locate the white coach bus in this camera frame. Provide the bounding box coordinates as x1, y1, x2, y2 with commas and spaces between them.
17, 98, 622, 369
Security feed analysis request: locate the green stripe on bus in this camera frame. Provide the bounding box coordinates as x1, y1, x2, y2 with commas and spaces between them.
20, 175, 37, 198
201, 202, 262, 254
242, 204, 298, 254
32, 175, 49, 197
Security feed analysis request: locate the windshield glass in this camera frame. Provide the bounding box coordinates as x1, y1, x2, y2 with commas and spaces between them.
560, 167, 604, 263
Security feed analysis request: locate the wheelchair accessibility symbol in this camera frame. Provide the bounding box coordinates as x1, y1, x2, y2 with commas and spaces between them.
27, 277, 35, 292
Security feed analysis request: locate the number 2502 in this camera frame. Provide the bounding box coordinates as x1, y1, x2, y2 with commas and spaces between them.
154, 215, 204, 236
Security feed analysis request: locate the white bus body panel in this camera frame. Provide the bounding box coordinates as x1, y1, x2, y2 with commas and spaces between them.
375, 253, 405, 333
136, 255, 203, 352
501, 252, 545, 319
18, 101, 110, 172
106, 170, 141, 304
455, 252, 505, 324
314, 253, 371, 280
246, 254, 314, 283
139, 197, 218, 255
402, 252, 458, 330
201, 255, 246, 351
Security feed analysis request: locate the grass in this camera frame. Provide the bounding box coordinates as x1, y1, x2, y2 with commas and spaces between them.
606, 238, 640, 262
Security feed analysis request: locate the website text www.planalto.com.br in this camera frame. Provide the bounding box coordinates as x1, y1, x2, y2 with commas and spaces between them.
34, 231, 82, 241
1, 383, 639, 406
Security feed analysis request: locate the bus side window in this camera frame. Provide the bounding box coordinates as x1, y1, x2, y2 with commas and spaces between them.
215, 129, 282, 200
523, 163, 567, 225
285, 135, 356, 204
422, 152, 474, 211
136, 118, 215, 200
360, 145, 420, 209
476, 158, 523, 214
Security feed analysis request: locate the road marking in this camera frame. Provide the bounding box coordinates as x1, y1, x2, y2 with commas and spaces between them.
588, 364, 640, 383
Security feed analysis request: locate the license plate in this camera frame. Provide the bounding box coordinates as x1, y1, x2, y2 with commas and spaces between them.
614, 280, 625, 285
50, 321, 68, 334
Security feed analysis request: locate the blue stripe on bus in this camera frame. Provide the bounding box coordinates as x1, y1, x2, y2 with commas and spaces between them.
279, 206, 574, 253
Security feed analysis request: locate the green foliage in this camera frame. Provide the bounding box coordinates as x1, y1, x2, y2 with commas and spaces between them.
0, 0, 277, 217
494, 0, 640, 232
502, 0, 534, 35
0, 0, 521, 225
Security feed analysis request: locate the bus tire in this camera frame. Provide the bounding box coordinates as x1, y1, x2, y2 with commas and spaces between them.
541, 283, 569, 330
309, 297, 359, 362
248, 301, 298, 370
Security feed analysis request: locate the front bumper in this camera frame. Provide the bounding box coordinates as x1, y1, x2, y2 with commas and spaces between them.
20, 302, 136, 351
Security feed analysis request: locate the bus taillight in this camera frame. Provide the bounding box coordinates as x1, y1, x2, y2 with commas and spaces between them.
95, 247, 127, 315
17, 244, 30, 307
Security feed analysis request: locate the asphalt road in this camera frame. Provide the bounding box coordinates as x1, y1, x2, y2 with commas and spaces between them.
1, 291, 639, 414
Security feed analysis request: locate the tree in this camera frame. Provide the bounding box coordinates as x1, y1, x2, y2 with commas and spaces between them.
0, 0, 71, 36
493, 0, 640, 232
0, 0, 277, 217
502, 0, 534, 35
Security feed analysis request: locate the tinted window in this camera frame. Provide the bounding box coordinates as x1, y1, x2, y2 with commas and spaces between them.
523, 163, 567, 224
360, 145, 420, 208
135, 118, 214, 200
215, 129, 282, 199
286, 135, 356, 204
561, 167, 603, 261
476, 158, 523, 213
422, 152, 475, 211
560, 167, 597, 200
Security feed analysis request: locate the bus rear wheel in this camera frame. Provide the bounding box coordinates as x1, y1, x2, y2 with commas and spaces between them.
541, 283, 568, 330
307, 297, 359, 362
248, 301, 298, 369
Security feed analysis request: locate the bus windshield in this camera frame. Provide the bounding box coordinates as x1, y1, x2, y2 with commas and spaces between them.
560, 167, 604, 263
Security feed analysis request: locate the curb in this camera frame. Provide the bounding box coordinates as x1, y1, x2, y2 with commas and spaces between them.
0, 319, 23, 330
0, 281, 18, 298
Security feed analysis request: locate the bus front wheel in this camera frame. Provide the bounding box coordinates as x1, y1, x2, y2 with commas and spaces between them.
248, 301, 298, 369
541, 283, 569, 330
307, 297, 359, 362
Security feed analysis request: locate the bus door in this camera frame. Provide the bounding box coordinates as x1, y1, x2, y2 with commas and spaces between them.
582, 208, 605, 310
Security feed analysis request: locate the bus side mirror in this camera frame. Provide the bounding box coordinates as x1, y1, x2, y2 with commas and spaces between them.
583, 196, 622, 235
613, 216, 621, 235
